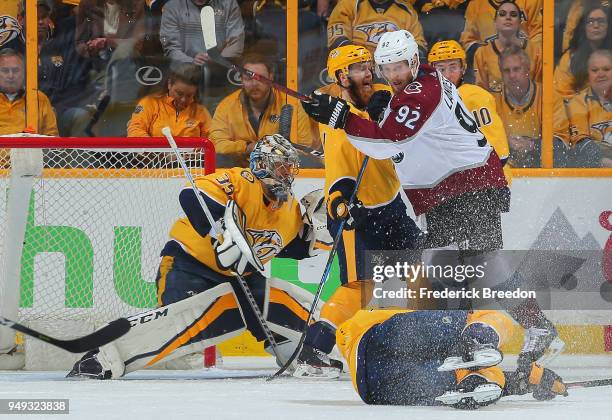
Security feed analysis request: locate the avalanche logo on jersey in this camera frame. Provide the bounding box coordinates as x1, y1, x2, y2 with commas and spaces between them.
355, 22, 399, 46
0, 16, 23, 48
404, 82, 423, 95
248, 229, 283, 261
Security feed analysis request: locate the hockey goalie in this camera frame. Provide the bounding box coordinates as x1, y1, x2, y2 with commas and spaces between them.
66, 135, 328, 379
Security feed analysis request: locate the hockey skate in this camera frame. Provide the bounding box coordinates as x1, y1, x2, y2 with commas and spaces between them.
66, 351, 111, 380
436, 375, 503, 409
438, 337, 503, 372
438, 344, 503, 371
293, 345, 342, 379
519, 319, 565, 366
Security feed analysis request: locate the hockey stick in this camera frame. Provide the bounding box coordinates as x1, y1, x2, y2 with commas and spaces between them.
84, 93, 111, 137
278, 104, 293, 140
161, 127, 286, 367
278, 105, 325, 159
566, 378, 612, 389
199, 6, 316, 104
268, 156, 370, 380
0, 316, 130, 353
293, 143, 325, 159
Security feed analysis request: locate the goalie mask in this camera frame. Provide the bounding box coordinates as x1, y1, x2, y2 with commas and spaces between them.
249, 134, 300, 204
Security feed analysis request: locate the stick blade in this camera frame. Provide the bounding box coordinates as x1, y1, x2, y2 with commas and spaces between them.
60, 318, 131, 353
200, 6, 217, 51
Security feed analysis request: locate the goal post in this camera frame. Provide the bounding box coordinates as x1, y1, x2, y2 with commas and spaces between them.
0, 135, 218, 370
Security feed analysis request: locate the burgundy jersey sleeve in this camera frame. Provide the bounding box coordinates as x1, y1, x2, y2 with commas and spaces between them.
343, 67, 442, 159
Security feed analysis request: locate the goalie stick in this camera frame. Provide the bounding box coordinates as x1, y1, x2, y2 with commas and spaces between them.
199, 6, 316, 104
161, 127, 287, 368
0, 316, 131, 353
269, 156, 370, 380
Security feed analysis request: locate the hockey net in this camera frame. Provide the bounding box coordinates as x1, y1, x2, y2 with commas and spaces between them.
0, 135, 218, 370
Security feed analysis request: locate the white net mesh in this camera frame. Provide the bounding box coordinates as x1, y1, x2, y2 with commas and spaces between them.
0, 140, 212, 368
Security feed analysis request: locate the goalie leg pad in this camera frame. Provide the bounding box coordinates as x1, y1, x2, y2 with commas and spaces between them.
266, 277, 320, 342
96, 283, 246, 378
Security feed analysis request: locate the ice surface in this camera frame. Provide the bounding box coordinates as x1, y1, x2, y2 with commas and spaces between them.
0, 355, 610, 420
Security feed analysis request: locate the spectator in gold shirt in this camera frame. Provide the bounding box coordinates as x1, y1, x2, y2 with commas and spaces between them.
127, 63, 212, 138
557, 50, 611, 168
473, 0, 541, 93
326, 0, 427, 57
210, 53, 318, 167
460, 0, 542, 61
0, 48, 58, 136
553, 5, 609, 144
494, 46, 543, 167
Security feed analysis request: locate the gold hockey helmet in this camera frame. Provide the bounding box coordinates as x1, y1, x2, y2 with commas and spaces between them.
427, 40, 466, 66
327, 45, 373, 83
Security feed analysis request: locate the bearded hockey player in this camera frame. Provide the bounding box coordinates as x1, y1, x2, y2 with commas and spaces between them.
301, 30, 562, 368
337, 308, 567, 408
295, 45, 422, 379
67, 135, 323, 379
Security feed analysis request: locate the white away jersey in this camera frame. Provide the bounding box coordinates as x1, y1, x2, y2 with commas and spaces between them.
343, 65, 507, 215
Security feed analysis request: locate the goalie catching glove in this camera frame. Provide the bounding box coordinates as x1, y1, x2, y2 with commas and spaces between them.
301, 91, 350, 130
327, 191, 367, 231
214, 200, 264, 275
300, 189, 333, 255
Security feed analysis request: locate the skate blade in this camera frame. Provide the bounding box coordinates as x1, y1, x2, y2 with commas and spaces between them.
292, 364, 340, 379
537, 337, 566, 367
435, 383, 502, 405
437, 349, 503, 371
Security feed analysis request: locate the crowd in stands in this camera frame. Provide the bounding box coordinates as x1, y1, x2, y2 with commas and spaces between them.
0, 0, 609, 168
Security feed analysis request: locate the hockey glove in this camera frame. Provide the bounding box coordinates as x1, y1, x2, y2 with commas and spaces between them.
300, 189, 333, 254
301, 91, 350, 129
327, 191, 366, 231
214, 200, 264, 275
366, 90, 392, 122
505, 360, 568, 400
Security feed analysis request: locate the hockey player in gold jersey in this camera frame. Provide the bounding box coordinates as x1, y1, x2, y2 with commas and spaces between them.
428, 39, 511, 183
326, 0, 427, 57
473, 1, 542, 93
67, 135, 326, 379
337, 308, 567, 408
294, 45, 422, 378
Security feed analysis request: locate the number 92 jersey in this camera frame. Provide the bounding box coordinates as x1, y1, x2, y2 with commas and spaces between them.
343, 64, 507, 215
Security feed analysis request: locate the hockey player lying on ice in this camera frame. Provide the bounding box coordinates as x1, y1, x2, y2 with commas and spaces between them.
337, 309, 567, 408
67, 135, 325, 379
301, 29, 564, 370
